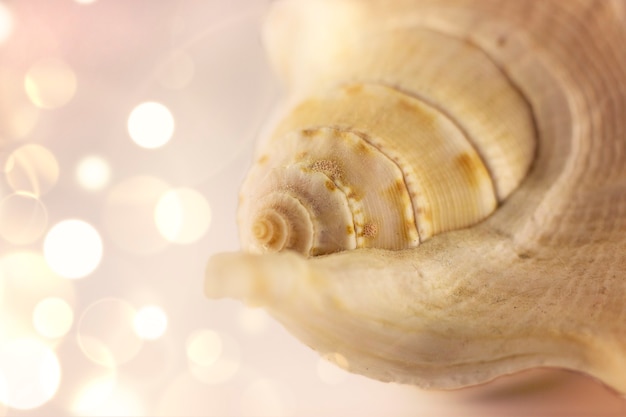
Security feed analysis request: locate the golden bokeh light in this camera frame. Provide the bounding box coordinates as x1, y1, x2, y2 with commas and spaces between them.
238, 306, 270, 335
0, 69, 40, 141
103, 175, 170, 254
0, 251, 76, 339
156, 51, 195, 90
188, 331, 240, 385
4, 144, 60, 196
133, 305, 168, 340
316, 353, 350, 385
32, 297, 74, 339
75, 155, 111, 191
186, 329, 222, 367
24, 58, 77, 109
72, 377, 116, 415
84, 383, 144, 417
0, 192, 48, 245
0, 338, 61, 410
43, 219, 103, 279
0, 2, 13, 44
154, 187, 212, 244
127, 102, 175, 149
77, 298, 143, 367
240, 379, 295, 417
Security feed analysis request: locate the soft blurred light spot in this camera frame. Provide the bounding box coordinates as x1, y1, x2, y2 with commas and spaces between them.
241, 379, 295, 417
127, 102, 175, 149
0, 3, 13, 44
238, 306, 270, 335
316, 353, 350, 385
0, 251, 75, 338
4, 144, 59, 196
85, 383, 144, 417
72, 377, 115, 415
76, 155, 111, 191
186, 329, 222, 367
0, 192, 48, 245
154, 188, 212, 244
0, 339, 61, 410
157, 51, 195, 89
24, 58, 77, 109
103, 176, 170, 254
77, 298, 143, 367
43, 220, 102, 279
74, 0, 97, 4
133, 305, 167, 340
189, 331, 240, 384
33, 297, 73, 339
0, 69, 40, 141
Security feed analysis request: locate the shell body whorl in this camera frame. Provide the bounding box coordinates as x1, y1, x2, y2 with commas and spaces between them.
207, 0, 626, 395
239, 26, 536, 256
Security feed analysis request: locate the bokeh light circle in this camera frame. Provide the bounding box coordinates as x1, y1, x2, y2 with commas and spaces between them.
154, 187, 212, 244
0, 2, 14, 44
43, 219, 103, 279
127, 101, 175, 149
75, 155, 111, 191
103, 175, 170, 254
32, 297, 74, 339
186, 329, 222, 367
0, 192, 48, 245
77, 298, 143, 367
188, 331, 240, 384
0, 339, 61, 410
4, 144, 60, 196
133, 305, 168, 340
24, 58, 77, 109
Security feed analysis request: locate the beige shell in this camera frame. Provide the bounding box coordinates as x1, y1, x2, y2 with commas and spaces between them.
206, 0, 626, 393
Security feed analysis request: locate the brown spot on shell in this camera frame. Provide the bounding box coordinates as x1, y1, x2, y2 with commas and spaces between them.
347, 190, 362, 201
346, 225, 354, 235
257, 155, 269, 165
310, 159, 343, 181
362, 222, 378, 238
325, 180, 336, 191
455, 153, 487, 188
343, 84, 363, 96
301, 128, 319, 138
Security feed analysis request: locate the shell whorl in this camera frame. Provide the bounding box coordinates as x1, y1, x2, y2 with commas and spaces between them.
240, 27, 536, 257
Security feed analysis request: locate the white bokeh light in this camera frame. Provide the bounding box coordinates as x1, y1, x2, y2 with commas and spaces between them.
0, 339, 61, 410
33, 297, 74, 339
133, 306, 168, 340
0, 2, 14, 44
43, 219, 103, 279
76, 155, 111, 191
127, 101, 175, 149
154, 188, 212, 244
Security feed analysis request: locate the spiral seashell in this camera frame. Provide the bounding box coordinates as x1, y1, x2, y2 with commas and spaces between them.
206, 0, 626, 393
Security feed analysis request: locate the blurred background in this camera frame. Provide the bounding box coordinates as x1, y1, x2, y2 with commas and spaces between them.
0, 0, 623, 415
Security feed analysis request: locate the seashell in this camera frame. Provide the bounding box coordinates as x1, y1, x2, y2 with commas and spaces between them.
205, 0, 626, 393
